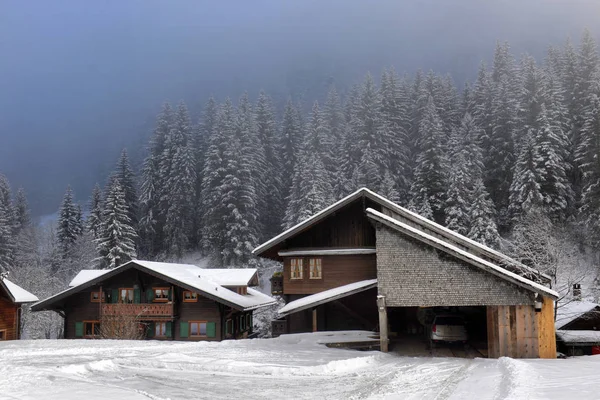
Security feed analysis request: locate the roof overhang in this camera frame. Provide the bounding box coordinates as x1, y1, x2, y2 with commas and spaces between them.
0, 278, 38, 304
278, 279, 377, 317
31, 261, 264, 312
367, 208, 559, 300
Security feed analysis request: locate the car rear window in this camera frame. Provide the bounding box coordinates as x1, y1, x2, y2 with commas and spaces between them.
435, 317, 464, 325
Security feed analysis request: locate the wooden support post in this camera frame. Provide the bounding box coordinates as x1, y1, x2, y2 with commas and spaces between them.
312, 308, 317, 332
377, 295, 389, 353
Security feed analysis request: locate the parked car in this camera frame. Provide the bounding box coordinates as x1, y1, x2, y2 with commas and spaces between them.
430, 314, 468, 347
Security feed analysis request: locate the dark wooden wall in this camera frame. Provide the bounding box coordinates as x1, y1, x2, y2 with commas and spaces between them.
0, 296, 18, 340
174, 287, 221, 341
283, 254, 376, 295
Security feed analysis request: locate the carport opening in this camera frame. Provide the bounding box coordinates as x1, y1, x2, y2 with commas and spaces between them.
386, 306, 488, 358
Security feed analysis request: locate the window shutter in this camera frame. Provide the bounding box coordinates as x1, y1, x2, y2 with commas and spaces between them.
75, 322, 84, 338
134, 288, 141, 304
111, 289, 119, 304
166, 322, 172, 338
168, 288, 172, 301
146, 288, 154, 302
206, 322, 216, 338
147, 322, 155, 338
180, 322, 189, 338
249, 313, 253, 330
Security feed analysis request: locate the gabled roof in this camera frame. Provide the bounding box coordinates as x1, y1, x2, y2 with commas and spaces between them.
0, 277, 38, 303
253, 187, 551, 283
556, 330, 600, 345
555, 300, 600, 329
367, 208, 558, 299
69, 269, 111, 287
278, 279, 378, 317
32, 260, 275, 312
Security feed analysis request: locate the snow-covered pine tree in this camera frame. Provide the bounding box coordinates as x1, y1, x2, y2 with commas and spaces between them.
410, 96, 447, 223
468, 177, 500, 248
0, 175, 15, 273
280, 98, 303, 204
96, 180, 138, 268
14, 188, 30, 235
283, 101, 334, 228
444, 129, 472, 236
508, 131, 545, 222
56, 186, 81, 259
323, 84, 346, 162
379, 170, 401, 204
113, 149, 138, 229
577, 94, 600, 244
138, 103, 173, 256
162, 101, 196, 258
472, 62, 494, 156
202, 99, 235, 254
255, 90, 283, 240
87, 184, 103, 239
520, 55, 546, 142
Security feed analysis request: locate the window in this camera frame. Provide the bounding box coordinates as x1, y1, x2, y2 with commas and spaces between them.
90, 291, 105, 303
183, 291, 198, 302
0, 330, 6, 340
309, 258, 322, 279
119, 288, 134, 304
155, 322, 167, 337
153, 287, 169, 302
84, 321, 100, 337
246, 313, 252, 330
189, 321, 207, 337
290, 258, 303, 280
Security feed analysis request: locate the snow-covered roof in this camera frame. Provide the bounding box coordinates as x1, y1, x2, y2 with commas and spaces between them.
555, 301, 600, 330
366, 208, 559, 299
556, 330, 600, 345
69, 269, 112, 287
193, 268, 258, 286
0, 278, 38, 303
278, 279, 378, 317
32, 260, 276, 312
253, 187, 550, 283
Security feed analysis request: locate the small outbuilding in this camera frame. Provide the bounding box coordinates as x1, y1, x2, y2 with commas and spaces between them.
555, 300, 600, 356
0, 276, 39, 340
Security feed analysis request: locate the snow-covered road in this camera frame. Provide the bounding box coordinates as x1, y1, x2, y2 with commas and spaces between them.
1, 332, 598, 400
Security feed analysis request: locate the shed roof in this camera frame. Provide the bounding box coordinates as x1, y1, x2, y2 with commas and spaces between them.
555, 300, 600, 330
32, 260, 275, 312
278, 279, 377, 317
253, 188, 551, 283
366, 208, 558, 299
556, 330, 600, 345
0, 277, 38, 303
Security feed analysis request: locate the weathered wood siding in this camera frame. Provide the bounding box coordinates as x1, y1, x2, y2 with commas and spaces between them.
0, 296, 18, 340
283, 254, 376, 295
487, 300, 556, 359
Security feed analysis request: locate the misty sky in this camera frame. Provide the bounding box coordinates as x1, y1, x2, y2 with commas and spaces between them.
1, 0, 598, 216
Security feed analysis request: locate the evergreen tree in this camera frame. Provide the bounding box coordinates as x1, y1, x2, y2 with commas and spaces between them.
444, 131, 472, 236
14, 188, 31, 235
96, 181, 138, 268
280, 99, 303, 203
87, 184, 103, 239
410, 96, 447, 223
56, 186, 81, 259
0, 174, 15, 273
509, 132, 545, 221
113, 149, 138, 229
468, 177, 500, 248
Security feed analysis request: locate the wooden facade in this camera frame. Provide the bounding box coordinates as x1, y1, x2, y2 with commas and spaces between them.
56, 267, 253, 341
0, 296, 19, 341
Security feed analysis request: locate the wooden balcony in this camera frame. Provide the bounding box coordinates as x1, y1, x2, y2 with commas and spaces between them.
101, 303, 174, 319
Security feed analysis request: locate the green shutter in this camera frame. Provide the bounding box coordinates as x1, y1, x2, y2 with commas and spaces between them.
166, 322, 172, 338
206, 322, 216, 338
111, 289, 119, 304
134, 288, 141, 304
75, 322, 84, 338
146, 288, 154, 302
180, 322, 189, 338
147, 322, 155, 338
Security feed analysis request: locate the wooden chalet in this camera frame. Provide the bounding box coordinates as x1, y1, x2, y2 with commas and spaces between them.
555, 299, 600, 356
0, 276, 39, 340
255, 188, 559, 359
31, 260, 276, 341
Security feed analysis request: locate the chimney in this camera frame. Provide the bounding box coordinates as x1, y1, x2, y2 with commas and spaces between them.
573, 283, 582, 301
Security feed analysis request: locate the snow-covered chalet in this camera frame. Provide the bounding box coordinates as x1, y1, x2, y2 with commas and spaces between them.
254, 188, 558, 359
0, 275, 38, 340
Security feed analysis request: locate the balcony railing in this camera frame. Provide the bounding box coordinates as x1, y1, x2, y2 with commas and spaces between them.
101, 303, 174, 318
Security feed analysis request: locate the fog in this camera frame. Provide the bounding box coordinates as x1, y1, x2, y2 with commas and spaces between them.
1, 0, 598, 216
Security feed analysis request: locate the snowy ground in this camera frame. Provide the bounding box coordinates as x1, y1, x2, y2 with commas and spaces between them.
1, 332, 599, 400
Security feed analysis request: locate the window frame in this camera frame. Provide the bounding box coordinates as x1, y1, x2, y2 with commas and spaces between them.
155, 321, 167, 337
152, 287, 170, 302
290, 258, 303, 280
189, 320, 208, 337
83, 320, 101, 338
90, 291, 106, 303
245, 313, 251, 330
309, 258, 322, 279
183, 291, 198, 303
119, 288, 134, 304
